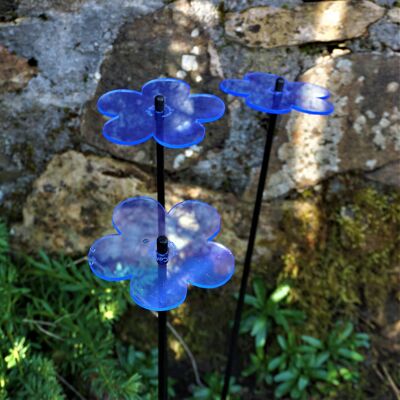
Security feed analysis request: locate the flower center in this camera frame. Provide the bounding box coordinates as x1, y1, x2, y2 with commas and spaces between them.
146, 104, 174, 118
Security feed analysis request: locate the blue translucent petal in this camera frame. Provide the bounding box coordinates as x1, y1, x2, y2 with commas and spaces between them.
97, 78, 225, 149
220, 72, 334, 115
88, 197, 235, 311
167, 200, 221, 248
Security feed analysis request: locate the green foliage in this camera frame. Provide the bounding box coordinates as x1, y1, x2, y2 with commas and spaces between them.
241, 279, 304, 348
192, 373, 242, 400
241, 277, 370, 399
0, 221, 173, 399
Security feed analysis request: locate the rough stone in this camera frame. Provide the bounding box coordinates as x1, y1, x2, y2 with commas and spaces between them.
0, 0, 18, 22
369, 19, 400, 51
81, 0, 227, 171
225, 1, 385, 49
12, 151, 154, 255
13, 150, 243, 254
387, 7, 400, 23
365, 161, 400, 187
0, 0, 163, 216
0, 45, 37, 93
263, 53, 400, 198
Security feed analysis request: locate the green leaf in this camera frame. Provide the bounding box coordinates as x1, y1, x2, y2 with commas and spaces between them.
337, 322, 354, 344
252, 279, 266, 303
301, 335, 323, 349
270, 284, 291, 303
277, 335, 287, 350
338, 348, 364, 362
275, 381, 293, 398
268, 355, 286, 371
244, 294, 259, 308
274, 370, 297, 383
315, 352, 330, 367
298, 376, 309, 391
255, 328, 267, 348
250, 317, 267, 336
291, 386, 302, 399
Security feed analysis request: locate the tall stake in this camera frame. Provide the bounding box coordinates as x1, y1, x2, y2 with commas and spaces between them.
221, 78, 284, 399
155, 95, 168, 400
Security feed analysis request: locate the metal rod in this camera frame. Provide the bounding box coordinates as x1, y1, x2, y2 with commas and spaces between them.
155, 95, 168, 400
221, 78, 284, 399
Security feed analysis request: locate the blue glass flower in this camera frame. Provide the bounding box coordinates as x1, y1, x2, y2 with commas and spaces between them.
220, 72, 334, 115
88, 197, 235, 311
97, 78, 225, 149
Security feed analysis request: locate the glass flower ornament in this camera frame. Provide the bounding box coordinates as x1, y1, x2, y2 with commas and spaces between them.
88, 197, 235, 311
220, 72, 334, 115
97, 78, 225, 148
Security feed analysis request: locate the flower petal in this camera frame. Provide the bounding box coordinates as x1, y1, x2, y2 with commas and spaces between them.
246, 72, 283, 89
220, 78, 253, 96
112, 197, 164, 238
130, 267, 188, 311
185, 94, 225, 123
98, 89, 155, 145
141, 78, 190, 109
179, 242, 235, 288
166, 200, 221, 250
88, 234, 155, 281
155, 113, 205, 148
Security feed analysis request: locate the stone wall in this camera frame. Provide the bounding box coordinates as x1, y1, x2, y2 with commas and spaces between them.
1, 0, 399, 395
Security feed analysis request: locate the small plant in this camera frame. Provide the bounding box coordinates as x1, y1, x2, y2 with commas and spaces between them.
0, 221, 176, 399
192, 373, 242, 400
240, 277, 370, 399
241, 279, 304, 348
266, 323, 370, 399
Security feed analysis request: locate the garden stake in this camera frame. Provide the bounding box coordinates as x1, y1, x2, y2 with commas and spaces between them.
155, 95, 168, 400
221, 77, 284, 399
219, 73, 334, 399
87, 78, 233, 400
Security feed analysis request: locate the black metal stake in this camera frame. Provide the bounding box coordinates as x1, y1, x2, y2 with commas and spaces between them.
155, 95, 168, 400
221, 78, 284, 399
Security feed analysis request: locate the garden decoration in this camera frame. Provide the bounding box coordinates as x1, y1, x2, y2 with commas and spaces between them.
219, 72, 334, 399
87, 78, 233, 400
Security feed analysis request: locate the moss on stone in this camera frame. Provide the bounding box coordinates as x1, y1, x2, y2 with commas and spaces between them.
278, 178, 399, 338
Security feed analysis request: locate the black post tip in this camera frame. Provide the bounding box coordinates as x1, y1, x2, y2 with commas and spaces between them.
155, 95, 165, 113
275, 77, 284, 92
157, 235, 168, 255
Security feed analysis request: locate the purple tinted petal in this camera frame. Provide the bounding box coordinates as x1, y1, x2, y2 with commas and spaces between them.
221, 72, 333, 115
130, 266, 188, 311
246, 91, 293, 114
98, 90, 155, 145
179, 242, 235, 288
186, 94, 225, 123
112, 197, 163, 239
166, 200, 221, 248
102, 117, 154, 145
292, 96, 334, 115
88, 234, 154, 281
141, 78, 190, 109
97, 90, 147, 116
220, 78, 253, 96
245, 72, 283, 89
155, 113, 205, 148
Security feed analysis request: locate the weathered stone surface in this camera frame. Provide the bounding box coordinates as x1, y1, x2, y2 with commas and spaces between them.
263, 53, 400, 199
0, 45, 36, 93
365, 161, 400, 187
0, 0, 18, 22
388, 7, 400, 24
12, 151, 154, 254
81, 0, 226, 171
11, 151, 240, 255
0, 0, 163, 216
225, 1, 385, 49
